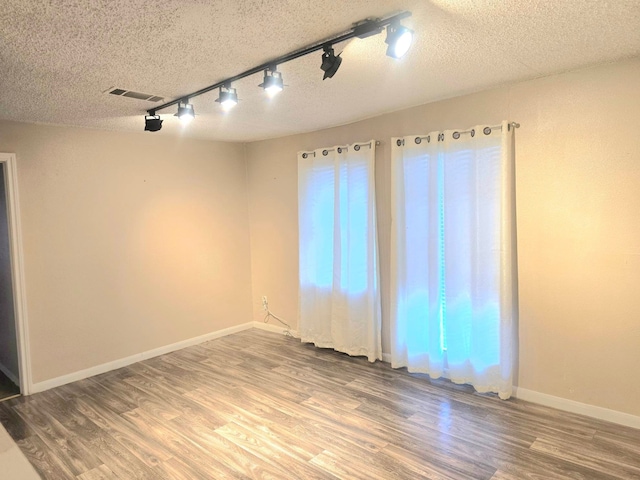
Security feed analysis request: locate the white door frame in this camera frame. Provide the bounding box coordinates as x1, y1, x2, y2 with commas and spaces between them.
0, 153, 31, 395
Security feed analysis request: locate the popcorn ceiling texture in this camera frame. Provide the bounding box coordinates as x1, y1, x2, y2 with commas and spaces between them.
0, 0, 639, 142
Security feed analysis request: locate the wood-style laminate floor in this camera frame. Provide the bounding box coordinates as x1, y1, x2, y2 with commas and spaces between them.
1, 329, 639, 479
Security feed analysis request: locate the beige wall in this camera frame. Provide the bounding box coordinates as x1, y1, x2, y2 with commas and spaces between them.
0, 165, 19, 380
0, 121, 253, 383
246, 58, 640, 417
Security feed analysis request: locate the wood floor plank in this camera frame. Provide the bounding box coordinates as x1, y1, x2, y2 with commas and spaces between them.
1, 328, 638, 480
77, 464, 119, 480
408, 410, 537, 450
292, 416, 387, 454
311, 447, 441, 480
125, 408, 244, 479
0, 400, 35, 440
86, 430, 169, 480
168, 426, 275, 479
124, 361, 197, 396
17, 434, 77, 479
530, 437, 640, 479
12, 401, 103, 476
74, 397, 174, 468
215, 420, 335, 479
159, 456, 221, 480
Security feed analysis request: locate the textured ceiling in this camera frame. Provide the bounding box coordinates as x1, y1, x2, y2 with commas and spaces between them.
1, 0, 639, 142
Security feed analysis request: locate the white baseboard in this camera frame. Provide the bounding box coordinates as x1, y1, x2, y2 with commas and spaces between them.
30, 322, 255, 394
252, 320, 299, 338
512, 386, 640, 430
0, 361, 19, 387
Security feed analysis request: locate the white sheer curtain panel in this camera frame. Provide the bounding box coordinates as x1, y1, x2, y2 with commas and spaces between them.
298, 141, 381, 362
390, 121, 516, 399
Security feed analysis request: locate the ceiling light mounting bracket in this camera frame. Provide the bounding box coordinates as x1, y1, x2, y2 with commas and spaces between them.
352, 18, 384, 39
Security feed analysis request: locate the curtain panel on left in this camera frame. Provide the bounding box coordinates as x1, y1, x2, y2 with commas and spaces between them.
298, 141, 381, 362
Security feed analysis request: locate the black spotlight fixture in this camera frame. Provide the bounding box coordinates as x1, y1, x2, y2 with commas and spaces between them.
320, 45, 342, 80
144, 114, 163, 132
174, 101, 195, 123
385, 22, 414, 59
259, 67, 284, 96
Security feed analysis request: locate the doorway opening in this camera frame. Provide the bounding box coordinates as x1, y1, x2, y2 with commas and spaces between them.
0, 153, 30, 400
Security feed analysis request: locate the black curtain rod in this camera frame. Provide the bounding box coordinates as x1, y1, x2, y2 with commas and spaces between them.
147, 11, 412, 116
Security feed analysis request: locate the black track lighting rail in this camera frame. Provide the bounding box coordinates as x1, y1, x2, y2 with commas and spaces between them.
147, 10, 411, 116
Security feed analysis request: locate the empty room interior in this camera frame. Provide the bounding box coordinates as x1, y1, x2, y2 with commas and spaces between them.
1, 1, 639, 479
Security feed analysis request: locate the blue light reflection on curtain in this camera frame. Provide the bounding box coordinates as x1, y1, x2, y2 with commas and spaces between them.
390, 123, 515, 399
444, 144, 502, 370
339, 161, 369, 295
309, 164, 334, 289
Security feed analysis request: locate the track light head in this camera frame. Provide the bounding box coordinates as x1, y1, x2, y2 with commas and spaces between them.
175, 101, 195, 124
385, 22, 413, 59
216, 85, 238, 111
320, 45, 342, 80
144, 114, 162, 132
259, 68, 284, 97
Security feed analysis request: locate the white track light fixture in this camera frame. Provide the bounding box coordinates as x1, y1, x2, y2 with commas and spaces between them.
216, 85, 238, 111
175, 101, 195, 123
259, 68, 284, 96
385, 22, 414, 59
143, 11, 412, 131
144, 114, 162, 131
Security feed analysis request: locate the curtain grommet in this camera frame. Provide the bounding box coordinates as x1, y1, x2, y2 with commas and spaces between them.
453, 132, 460, 139
427, 135, 430, 143
483, 127, 492, 135
354, 144, 361, 151
471, 129, 475, 137
322, 149, 328, 156
415, 137, 421, 145
337, 147, 342, 154
302, 153, 308, 159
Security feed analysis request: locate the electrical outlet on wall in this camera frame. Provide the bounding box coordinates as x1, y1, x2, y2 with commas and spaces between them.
262, 296, 268, 311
